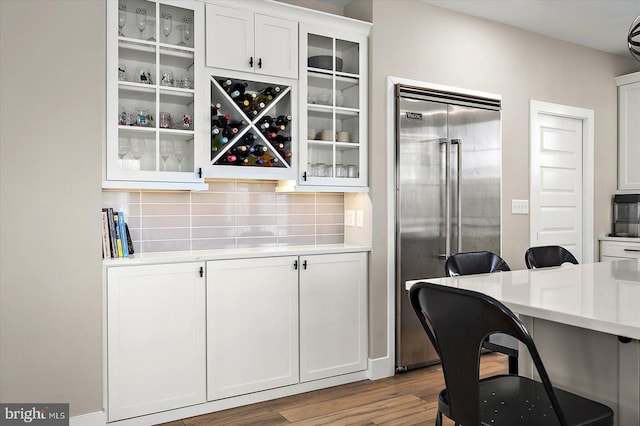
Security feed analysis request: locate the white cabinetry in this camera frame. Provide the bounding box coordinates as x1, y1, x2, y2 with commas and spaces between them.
617, 72, 640, 191
106, 262, 206, 421
106, 0, 206, 190
206, 251, 367, 399
205, 4, 298, 79
600, 239, 640, 261
206, 256, 299, 400
299, 252, 368, 381
290, 24, 369, 191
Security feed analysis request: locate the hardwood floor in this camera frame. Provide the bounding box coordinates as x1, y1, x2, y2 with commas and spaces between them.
161, 353, 507, 426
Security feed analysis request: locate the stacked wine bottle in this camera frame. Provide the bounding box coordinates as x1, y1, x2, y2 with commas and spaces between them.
211, 77, 293, 167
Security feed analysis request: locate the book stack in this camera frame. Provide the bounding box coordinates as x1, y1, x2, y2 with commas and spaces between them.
101, 208, 134, 258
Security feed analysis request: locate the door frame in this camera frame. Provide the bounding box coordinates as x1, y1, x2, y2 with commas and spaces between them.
529, 100, 595, 263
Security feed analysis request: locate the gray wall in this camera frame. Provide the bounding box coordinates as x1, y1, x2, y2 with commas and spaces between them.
0, 0, 104, 416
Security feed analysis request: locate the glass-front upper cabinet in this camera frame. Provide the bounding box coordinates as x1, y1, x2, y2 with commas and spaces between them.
105, 0, 206, 189
298, 26, 368, 189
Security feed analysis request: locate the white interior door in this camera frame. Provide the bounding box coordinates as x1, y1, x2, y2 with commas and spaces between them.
530, 101, 594, 263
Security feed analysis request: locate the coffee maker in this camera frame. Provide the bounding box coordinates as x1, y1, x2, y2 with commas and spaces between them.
610, 194, 640, 237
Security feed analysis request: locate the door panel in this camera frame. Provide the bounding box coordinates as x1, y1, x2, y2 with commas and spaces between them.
531, 113, 583, 261
448, 105, 502, 254
396, 97, 447, 369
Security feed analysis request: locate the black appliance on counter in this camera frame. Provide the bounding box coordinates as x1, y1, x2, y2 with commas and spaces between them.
610, 194, 640, 237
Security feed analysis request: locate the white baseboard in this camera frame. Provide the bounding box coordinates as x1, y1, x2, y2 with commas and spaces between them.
368, 356, 394, 380
70, 410, 106, 426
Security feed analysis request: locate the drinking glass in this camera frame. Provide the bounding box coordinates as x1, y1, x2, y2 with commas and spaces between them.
178, 17, 192, 47
118, 138, 131, 169
118, 3, 127, 36
130, 139, 147, 170
161, 12, 172, 42
174, 141, 185, 172
159, 140, 174, 171
136, 8, 147, 39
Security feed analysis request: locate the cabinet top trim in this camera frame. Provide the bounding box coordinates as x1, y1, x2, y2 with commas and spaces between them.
200, 0, 372, 35
615, 71, 640, 86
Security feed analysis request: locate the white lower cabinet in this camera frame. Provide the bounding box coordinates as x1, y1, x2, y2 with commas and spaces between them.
206, 251, 368, 399
299, 252, 368, 382
106, 251, 368, 421
600, 239, 640, 261
107, 262, 206, 422
206, 256, 300, 400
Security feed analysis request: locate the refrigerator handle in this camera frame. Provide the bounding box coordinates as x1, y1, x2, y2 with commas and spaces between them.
442, 138, 451, 258
452, 139, 462, 252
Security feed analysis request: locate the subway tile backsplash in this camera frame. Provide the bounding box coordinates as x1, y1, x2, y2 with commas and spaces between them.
102, 180, 344, 253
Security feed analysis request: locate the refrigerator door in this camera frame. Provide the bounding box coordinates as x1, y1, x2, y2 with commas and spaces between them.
448, 105, 502, 254
395, 97, 447, 370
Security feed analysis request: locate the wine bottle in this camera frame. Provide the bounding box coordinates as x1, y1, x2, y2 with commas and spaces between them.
228, 82, 248, 98
271, 135, 292, 143
259, 86, 281, 97
211, 102, 222, 115
276, 114, 292, 125
218, 79, 232, 90
250, 144, 268, 155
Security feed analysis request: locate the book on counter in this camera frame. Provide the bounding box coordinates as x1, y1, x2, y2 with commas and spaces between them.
101, 208, 132, 258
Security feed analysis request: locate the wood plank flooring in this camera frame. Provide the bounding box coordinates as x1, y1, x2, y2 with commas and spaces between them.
161, 353, 507, 426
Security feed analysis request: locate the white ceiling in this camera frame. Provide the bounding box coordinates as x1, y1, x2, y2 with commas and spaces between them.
329, 0, 640, 58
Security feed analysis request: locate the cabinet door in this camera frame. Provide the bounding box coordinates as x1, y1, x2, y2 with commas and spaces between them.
207, 256, 299, 400
205, 4, 254, 73
107, 262, 206, 421
299, 252, 368, 382
299, 25, 368, 188
255, 14, 298, 79
106, 0, 206, 189
619, 81, 640, 190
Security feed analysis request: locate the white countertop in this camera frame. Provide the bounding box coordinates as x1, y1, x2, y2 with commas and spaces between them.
600, 236, 640, 243
406, 260, 640, 340
103, 243, 371, 266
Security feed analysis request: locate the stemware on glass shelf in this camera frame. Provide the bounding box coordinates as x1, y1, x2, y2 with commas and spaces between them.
161, 12, 172, 43
130, 138, 147, 171
159, 140, 174, 171
174, 141, 185, 172
178, 17, 192, 47
118, 138, 131, 169
136, 8, 147, 39
118, 3, 127, 36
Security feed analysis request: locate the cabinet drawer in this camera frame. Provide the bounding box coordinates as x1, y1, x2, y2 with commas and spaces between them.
600, 241, 640, 259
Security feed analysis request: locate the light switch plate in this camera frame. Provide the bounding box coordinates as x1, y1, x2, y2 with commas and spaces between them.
512, 199, 529, 215
345, 210, 355, 227
356, 210, 364, 228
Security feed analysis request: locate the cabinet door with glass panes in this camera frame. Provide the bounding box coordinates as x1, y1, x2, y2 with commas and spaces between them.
299, 26, 367, 188
106, 0, 206, 189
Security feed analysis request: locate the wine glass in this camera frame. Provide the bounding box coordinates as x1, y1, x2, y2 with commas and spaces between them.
178, 17, 192, 47
136, 8, 147, 39
118, 3, 127, 36
159, 140, 174, 171
118, 138, 131, 169
161, 12, 172, 43
130, 138, 147, 170
173, 141, 185, 172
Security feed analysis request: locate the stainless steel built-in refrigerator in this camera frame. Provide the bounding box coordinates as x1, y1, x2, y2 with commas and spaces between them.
395, 84, 502, 371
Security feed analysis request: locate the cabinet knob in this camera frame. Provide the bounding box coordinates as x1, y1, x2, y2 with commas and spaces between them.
249, 56, 254, 68
258, 58, 262, 69
294, 260, 298, 270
